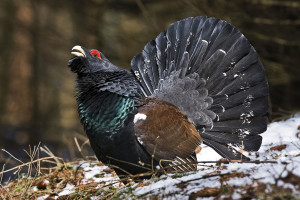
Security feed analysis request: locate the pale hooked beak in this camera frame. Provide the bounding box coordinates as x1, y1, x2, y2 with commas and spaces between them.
71, 45, 86, 57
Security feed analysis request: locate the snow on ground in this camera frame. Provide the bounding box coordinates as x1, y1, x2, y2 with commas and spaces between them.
74, 161, 119, 185
36, 114, 300, 199
36, 161, 120, 200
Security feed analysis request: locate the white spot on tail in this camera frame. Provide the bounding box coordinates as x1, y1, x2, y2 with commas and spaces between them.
219, 49, 226, 54
134, 113, 147, 123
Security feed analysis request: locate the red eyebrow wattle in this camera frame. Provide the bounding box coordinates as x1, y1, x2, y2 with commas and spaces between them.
90, 50, 101, 59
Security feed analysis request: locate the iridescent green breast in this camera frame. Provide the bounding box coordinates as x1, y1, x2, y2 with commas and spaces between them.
77, 91, 135, 136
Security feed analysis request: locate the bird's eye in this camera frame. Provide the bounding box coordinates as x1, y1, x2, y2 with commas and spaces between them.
90, 50, 101, 59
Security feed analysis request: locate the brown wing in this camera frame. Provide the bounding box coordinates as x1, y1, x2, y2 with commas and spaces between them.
134, 98, 202, 165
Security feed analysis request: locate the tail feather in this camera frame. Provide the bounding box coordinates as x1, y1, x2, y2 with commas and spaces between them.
131, 53, 152, 95
203, 132, 262, 152
155, 32, 168, 81
214, 82, 269, 109
203, 138, 250, 160
174, 19, 191, 69
184, 17, 205, 55
165, 23, 176, 73
189, 40, 208, 73
206, 45, 257, 94
198, 49, 227, 78
216, 97, 268, 122
143, 40, 159, 89
209, 116, 268, 135
213, 62, 267, 97
131, 16, 269, 160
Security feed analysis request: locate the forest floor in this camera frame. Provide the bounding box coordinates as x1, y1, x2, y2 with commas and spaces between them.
1, 115, 300, 199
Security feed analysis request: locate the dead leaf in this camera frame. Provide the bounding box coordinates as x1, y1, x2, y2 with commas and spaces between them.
296, 131, 300, 139
189, 187, 220, 199
269, 144, 287, 151
135, 181, 151, 188
194, 145, 202, 154
37, 180, 48, 190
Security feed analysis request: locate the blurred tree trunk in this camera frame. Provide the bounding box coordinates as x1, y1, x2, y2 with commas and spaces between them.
29, 0, 42, 144
0, 1, 15, 127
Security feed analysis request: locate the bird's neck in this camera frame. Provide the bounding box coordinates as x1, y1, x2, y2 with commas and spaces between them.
75, 71, 139, 137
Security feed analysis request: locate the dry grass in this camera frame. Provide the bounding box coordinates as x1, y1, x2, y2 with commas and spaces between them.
1, 138, 300, 199
1, 156, 300, 199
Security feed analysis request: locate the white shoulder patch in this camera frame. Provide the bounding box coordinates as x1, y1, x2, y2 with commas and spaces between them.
134, 113, 147, 123
137, 136, 143, 145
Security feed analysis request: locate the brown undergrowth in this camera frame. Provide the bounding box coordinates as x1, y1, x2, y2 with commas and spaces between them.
1, 140, 300, 199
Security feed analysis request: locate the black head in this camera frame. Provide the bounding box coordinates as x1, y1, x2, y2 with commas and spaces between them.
68, 45, 120, 74
68, 45, 142, 99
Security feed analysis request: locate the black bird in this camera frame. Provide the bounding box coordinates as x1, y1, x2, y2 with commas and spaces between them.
68, 16, 269, 177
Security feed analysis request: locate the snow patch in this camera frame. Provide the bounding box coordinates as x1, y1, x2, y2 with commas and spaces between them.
37, 195, 49, 200
58, 184, 75, 196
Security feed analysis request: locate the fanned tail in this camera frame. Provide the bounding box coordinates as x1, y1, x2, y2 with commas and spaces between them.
131, 16, 269, 160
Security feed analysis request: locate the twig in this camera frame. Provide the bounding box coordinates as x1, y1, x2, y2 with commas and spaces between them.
21, 143, 42, 197
1, 149, 24, 164
196, 160, 289, 164
0, 164, 10, 199
40, 145, 64, 168
0, 156, 64, 176
175, 171, 243, 186
74, 137, 90, 159
106, 156, 152, 171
